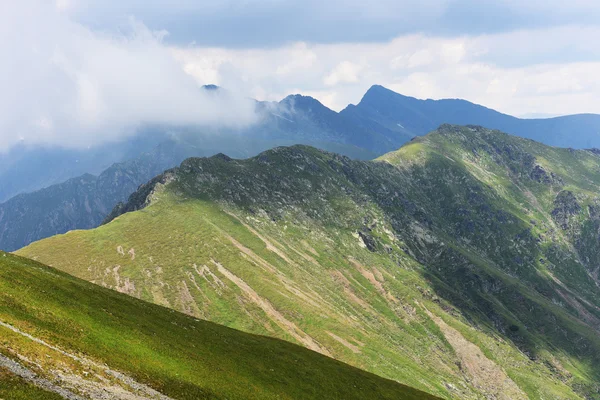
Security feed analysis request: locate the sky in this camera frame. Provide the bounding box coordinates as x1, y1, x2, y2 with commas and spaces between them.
3, 0, 600, 149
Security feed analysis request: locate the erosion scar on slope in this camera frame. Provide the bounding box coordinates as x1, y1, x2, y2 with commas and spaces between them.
422, 309, 527, 400
0, 354, 84, 400
0, 320, 175, 400
211, 260, 331, 356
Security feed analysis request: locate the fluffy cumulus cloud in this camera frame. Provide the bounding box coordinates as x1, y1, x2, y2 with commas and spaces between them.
0, 1, 257, 151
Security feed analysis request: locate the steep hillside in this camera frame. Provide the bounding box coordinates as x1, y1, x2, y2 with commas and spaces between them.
20, 126, 600, 399
341, 85, 600, 149
0, 129, 373, 252
0, 251, 433, 400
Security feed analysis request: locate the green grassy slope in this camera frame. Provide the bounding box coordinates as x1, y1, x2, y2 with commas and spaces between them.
19, 125, 600, 399
0, 251, 436, 400
0, 367, 64, 400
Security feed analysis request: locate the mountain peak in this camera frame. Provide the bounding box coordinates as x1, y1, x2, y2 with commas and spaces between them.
361, 85, 409, 102
280, 94, 325, 108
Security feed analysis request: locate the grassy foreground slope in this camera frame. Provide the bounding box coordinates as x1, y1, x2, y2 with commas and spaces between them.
20, 125, 600, 399
0, 367, 64, 400
0, 251, 436, 400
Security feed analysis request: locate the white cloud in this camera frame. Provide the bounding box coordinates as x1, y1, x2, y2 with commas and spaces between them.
324, 61, 363, 86
0, 1, 258, 151
5, 1, 600, 153
174, 26, 600, 117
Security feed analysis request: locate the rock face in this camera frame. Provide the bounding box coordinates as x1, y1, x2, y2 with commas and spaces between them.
552, 191, 582, 229
20, 125, 600, 399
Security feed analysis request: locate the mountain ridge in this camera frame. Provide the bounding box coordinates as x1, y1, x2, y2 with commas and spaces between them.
6, 84, 600, 252
343, 85, 600, 149
20, 125, 600, 399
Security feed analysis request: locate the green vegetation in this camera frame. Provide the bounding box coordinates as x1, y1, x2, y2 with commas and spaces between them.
19, 124, 600, 399
0, 367, 64, 400
0, 251, 436, 399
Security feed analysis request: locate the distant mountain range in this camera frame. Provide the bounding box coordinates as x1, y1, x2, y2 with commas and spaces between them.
3, 84, 600, 251
342, 85, 600, 149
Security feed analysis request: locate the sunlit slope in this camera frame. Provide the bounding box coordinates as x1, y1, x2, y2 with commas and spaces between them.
20, 125, 600, 399
0, 252, 436, 400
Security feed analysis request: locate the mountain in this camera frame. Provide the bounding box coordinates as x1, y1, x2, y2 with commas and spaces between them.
0, 92, 382, 204
6, 84, 600, 251
0, 129, 172, 203
0, 93, 387, 251
0, 120, 379, 252
6, 84, 600, 205
250, 94, 403, 154
19, 125, 600, 399
0, 251, 435, 400
341, 85, 600, 149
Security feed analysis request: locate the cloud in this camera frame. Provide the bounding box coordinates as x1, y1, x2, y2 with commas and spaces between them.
324, 62, 363, 86
5, 1, 600, 152
174, 26, 600, 116
0, 1, 258, 151
60, 0, 600, 47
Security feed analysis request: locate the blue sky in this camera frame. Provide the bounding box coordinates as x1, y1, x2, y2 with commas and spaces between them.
3, 0, 600, 149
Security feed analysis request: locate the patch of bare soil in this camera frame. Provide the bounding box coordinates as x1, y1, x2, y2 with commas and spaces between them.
423, 310, 527, 400
326, 331, 362, 354
212, 260, 331, 356
0, 321, 175, 400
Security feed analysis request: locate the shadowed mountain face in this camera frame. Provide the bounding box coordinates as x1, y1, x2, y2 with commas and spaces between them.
0, 251, 436, 400
20, 125, 600, 399
341, 85, 600, 149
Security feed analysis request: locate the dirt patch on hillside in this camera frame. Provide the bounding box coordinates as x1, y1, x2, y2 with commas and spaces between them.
213, 260, 330, 356
110, 266, 137, 296
224, 211, 292, 263
225, 234, 279, 274
423, 309, 527, 399
326, 331, 362, 354
279, 277, 322, 308
193, 264, 227, 295
349, 258, 397, 304
177, 280, 202, 318
289, 244, 319, 265
330, 270, 376, 314
301, 240, 320, 257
